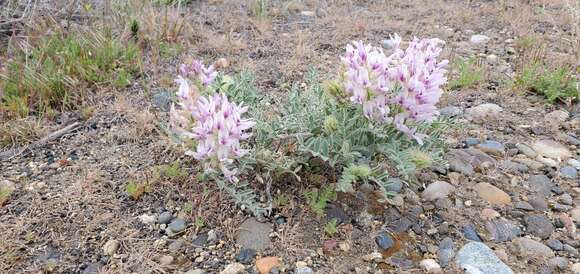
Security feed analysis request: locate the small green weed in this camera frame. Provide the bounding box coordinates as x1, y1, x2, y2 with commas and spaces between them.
125, 181, 149, 200
324, 218, 339, 237
195, 217, 205, 229
515, 63, 578, 103
158, 160, 188, 179
304, 186, 336, 216
449, 57, 484, 90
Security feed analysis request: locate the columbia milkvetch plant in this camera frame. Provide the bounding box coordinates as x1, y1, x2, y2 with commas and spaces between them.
167, 38, 451, 216
340, 34, 448, 143
170, 59, 254, 183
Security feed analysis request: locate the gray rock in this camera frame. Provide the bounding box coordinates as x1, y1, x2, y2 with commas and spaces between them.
553, 203, 572, 212
486, 218, 522, 242
437, 237, 455, 267
465, 103, 502, 122
548, 257, 568, 269
477, 141, 505, 156
567, 135, 580, 146
529, 175, 553, 197
168, 219, 187, 233
546, 239, 563, 251
528, 195, 549, 212
82, 263, 103, 274
501, 161, 529, 173
421, 181, 455, 201
533, 139, 572, 160
236, 218, 272, 251
564, 244, 579, 257
440, 106, 462, 117
462, 224, 482, 242
295, 266, 314, 274
235, 248, 256, 264
516, 143, 537, 158
513, 237, 554, 258
158, 211, 173, 224
515, 201, 534, 211
325, 205, 350, 224
560, 166, 578, 179
382, 38, 398, 49
375, 232, 395, 250
568, 159, 580, 170
559, 194, 573, 205
192, 233, 208, 247
470, 34, 491, 45
385, 178, 404, 193
456, 242, 514, 274
465, 138, 481, 147
524, 215, 554, 239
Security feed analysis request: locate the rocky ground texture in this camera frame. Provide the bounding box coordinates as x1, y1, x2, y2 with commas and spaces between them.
1, 0, 579, 273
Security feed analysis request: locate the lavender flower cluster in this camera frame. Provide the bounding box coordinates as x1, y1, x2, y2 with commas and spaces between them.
340, 34, 448, 143
180, 60, 218, 87
171, 60, 254, 182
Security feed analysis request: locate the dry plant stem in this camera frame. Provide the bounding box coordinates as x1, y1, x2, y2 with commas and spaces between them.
0, 121, 81, 161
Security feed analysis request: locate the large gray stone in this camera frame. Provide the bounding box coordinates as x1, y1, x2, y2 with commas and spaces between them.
236, 218, 272, 251
513, 237, 554, 258
456, 242, 514, 274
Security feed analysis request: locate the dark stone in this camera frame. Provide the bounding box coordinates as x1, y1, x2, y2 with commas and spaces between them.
375, 232, 395, 250
546, 239, 563, 251
192, 233, 208, 247
524, 215, 554, 239
387, 217, 414, 233
529, 175, 553, 197
437, 237, 455, 267
325, 204, 350, 225
486, 218, 522, 242
528, 195, 548, 212
465, 138, 480, 147
462, 224, 482, 242
168, 219, 187, 233
515, 201, 534, 211
235, 248, 256, 263
158, 211, 173, 224
563, 244, 579, 257
385, 178, 404, 193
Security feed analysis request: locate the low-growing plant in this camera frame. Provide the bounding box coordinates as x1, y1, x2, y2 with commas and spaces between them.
194, 216, 205, 229
0, 185, 14, 206
0, 29, 140, 117
125, 181, 149, 200
158, 160, 188, 179
515, 62, 578, 103
304, 186, 336, 216
166, 34, 450, 216
324, 218, 339, 237
449, 57, 484, 90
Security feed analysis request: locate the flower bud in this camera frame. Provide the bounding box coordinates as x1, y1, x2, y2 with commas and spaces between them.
323, 115, 339, 134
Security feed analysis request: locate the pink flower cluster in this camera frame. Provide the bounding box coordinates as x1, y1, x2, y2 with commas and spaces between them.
190, 93, 254, 182
180, 60, 218, 86
171, 60, 253, 182
340, 34, 448, 143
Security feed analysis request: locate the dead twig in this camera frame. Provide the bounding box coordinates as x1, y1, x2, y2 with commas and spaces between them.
0, 121, 81, 161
